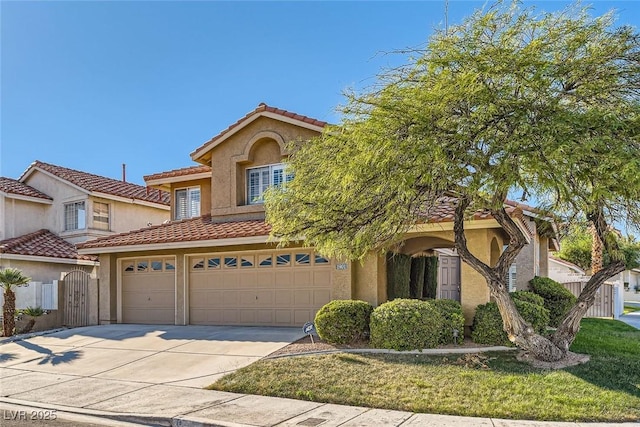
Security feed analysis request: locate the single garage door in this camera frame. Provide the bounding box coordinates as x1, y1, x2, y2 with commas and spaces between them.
189, 250, 332, 326
121, 258, 176, 324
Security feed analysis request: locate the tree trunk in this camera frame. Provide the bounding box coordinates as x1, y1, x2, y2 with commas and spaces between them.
552, 260, 625, 352
3, 289, 16, 337
590, 223, 603, 274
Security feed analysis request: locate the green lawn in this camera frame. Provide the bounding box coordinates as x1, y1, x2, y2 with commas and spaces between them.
209, 319, 640, 422
624, 304, 640, 314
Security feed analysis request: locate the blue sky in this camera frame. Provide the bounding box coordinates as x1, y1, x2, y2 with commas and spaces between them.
2, 1, 639, 184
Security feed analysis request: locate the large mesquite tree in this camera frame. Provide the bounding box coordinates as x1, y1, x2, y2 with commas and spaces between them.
266, 2, 640, 362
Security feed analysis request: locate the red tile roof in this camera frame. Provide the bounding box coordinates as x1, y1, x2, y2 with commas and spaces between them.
77, 216, 272, 250
21, 161, 170, 206
0, 177, 52, 201
144, 165, 212, 182
77, 198, 532, 251
0, 230, 98, 262
191, 103, 327, 159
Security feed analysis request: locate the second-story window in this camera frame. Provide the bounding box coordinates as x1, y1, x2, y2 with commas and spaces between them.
93, 202, 110, 231
64, 201, 86, 231
247, 163, 292, 204
175, 187, 200, 220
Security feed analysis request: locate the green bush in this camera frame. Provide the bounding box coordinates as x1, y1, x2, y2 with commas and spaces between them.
370, 299, 445, 350
386, 253, 411, 299
529, 276, 577, 327
431, 299, 465, 344
314, 300, 373, 344
510, 290, 545, 307
471, 298, 550, 345
471, 302, 509, 345
409, 256, 426, 299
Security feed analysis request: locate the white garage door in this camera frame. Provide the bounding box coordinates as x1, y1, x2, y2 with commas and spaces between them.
189, 250, 332, 326
121, 258, 176, 324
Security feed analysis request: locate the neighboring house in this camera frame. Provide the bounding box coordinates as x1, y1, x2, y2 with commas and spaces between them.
548, 256, 587, 284
78, 103, 555, 327
0, 162, 171, 316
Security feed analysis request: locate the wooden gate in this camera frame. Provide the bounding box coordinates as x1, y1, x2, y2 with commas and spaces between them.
63, 270, 90, 327
562, 281, 613, 318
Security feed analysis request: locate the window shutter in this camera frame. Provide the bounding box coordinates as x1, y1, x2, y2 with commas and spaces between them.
175, 189, 187, 220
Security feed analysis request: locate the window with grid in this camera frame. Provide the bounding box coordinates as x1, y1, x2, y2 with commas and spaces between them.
175, 187, 201, 220
93, 202, 110, 230
64, 201, 86, 231
246, 163, 293, 204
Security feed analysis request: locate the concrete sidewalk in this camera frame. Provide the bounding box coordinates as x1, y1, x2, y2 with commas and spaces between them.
1, 388, 636, 427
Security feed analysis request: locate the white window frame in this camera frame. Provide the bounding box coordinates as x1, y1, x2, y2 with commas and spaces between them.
508, 264, 517, 292
174, 186, 201, 220
92, 201, 110, 231
246, 163, 292, 205
64, 201, 86, 231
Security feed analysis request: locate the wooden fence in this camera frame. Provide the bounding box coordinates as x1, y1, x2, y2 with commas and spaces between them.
562, 281, 613, 318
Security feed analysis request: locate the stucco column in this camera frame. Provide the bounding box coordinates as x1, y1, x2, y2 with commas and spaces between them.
98, 254, 117, 324
175, 254, 186, 325
352, 253, 385, 306
331, 259, 353, 301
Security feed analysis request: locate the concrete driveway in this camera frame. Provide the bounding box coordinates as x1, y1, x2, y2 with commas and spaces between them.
0, 324, 303, 411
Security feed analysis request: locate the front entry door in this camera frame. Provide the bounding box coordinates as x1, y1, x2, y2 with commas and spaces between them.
439, 255, 461, 302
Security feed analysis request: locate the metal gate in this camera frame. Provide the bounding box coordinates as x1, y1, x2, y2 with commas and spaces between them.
562, 281, 613, 318
63, 270, 90, 327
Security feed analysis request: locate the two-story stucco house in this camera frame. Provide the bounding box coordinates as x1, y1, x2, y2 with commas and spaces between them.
0, 161, 170, 284
78, 103, 556, 328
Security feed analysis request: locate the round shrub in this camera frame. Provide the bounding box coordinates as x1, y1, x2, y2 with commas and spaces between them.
370, 299, 445, 350
314, 300, 373, 344
510, 290, 545, 307
431, 299, 465, 345
471, 299, 550, 345
471, 302, 509, 345
529, 276, 577, 327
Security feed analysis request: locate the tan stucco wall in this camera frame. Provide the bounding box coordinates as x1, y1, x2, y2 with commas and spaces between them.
204, 117, 320, 220
0, 196, 49, 240
169, 178, 212, 219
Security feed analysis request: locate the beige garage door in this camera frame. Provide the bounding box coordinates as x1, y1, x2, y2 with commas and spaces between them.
189, 250, 332, 326
121, 258, 176, 324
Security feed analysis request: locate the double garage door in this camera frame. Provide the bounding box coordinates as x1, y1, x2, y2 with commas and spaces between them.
121, 250, 332, 326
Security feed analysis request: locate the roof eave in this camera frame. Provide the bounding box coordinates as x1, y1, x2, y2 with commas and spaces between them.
77, 234, 274, 254
190, 111, 325, 163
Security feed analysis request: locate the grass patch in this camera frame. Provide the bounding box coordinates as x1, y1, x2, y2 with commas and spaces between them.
209, 318, 640, 422
624, 304, 640, 314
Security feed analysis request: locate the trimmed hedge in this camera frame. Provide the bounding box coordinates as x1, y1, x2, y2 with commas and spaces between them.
471, 298, 550, 346
423, 256, 438, 299
409, 257, 426, 299
386, 253, 411, 299
431, 299, 465, 345
370, 299, 445, 350
314, 300, 373, 344
529, 276, 577, 327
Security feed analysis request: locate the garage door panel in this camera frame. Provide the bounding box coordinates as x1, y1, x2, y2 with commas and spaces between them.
293, 290, 312, 306
275, 310, 292, 324
313, 270, 331, 286
122, 259, 175, 325
256, 290, 274, 306
313, 290, 332, 307
189, 251, 332, 326
274, 290, 292, 306
275, 271, 293, 287
257, 310, 273, 324
257, 273, 275, 287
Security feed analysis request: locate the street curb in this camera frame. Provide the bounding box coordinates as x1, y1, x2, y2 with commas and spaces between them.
265, 345, 517, 359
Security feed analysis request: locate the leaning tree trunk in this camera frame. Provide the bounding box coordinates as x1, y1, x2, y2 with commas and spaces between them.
2, 289, 16, 337
552, 260, 625, 352
452, 197, 599, 362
